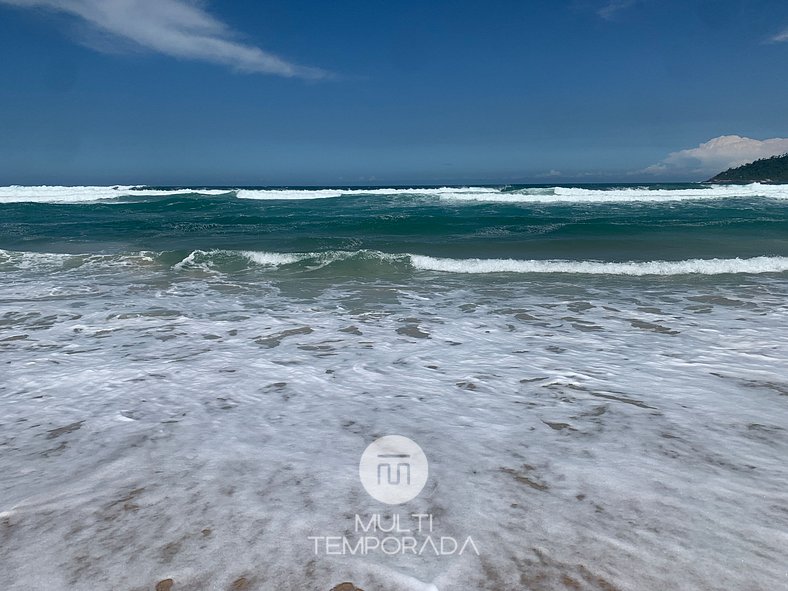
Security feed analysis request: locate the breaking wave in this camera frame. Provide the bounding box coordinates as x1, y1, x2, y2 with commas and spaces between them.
440, 184, 788, 203
4, 248, 787, 277
2, 183, 787, 204
0, 185, 233, 203
407, 254, 788, 275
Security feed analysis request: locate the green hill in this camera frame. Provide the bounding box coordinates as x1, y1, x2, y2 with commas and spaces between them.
707, 153, 788, 183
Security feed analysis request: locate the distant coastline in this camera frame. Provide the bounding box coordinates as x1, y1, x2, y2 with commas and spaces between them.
706, 153, 788, 184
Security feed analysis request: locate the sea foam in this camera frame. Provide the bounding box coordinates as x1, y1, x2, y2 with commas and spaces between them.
234, 249, 788, 276
235, 186, 499, 200
4, 248, 787, 276
408, 254, 788, 275
4, 183, 786, 204
0, 185, 232, 203
439, 183, 788, 203
2, 252, 787, 590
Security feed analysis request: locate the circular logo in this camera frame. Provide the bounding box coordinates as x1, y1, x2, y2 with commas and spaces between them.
359, 435, 428, 505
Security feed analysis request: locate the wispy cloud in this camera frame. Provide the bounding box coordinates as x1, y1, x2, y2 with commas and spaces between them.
597, 0, 637, 20
0, 0, 328, 79
643, 135, 788, 177
770, 27, 788, 42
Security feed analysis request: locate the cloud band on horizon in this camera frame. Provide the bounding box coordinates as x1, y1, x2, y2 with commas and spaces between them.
0, 0, 329, 79
644, 135, 788, 177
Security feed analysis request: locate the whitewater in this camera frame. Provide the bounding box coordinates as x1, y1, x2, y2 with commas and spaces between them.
1, 182, 788, 203
1, 183, 787, 591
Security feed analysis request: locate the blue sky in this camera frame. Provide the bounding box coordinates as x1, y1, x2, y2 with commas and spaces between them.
0, 0, 787, 185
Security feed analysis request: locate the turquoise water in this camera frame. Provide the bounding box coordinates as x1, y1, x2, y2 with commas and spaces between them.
1, 184, 788, 590
2, 184, 787, 265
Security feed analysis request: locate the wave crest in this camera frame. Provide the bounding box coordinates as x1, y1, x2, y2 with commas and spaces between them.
3, 248, 787, 276
409, 254, 788, 275
4, 183, 786, 204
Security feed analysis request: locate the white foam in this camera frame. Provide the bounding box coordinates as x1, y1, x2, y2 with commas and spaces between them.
240, 250, 304, 266
409, 255, 788, 275
440, 183, 788, 203
238, 249, 405, 270
1, 250, 787, 590
233, 250, 788, 276
4, 248, 788, 277
153, 249, 788, 276
0, 185, 499, 203
172, 249, 209, 270
235, 186, 499, 200
236, 188, 345, 200
3, 183, 786, 204
0, 185, 232, 203
0, 250, 161, 273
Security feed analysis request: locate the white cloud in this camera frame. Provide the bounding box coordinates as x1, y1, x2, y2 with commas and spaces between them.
644, 135, 788, 177
598, 0, 637, 20
0, 0, 328, 79
770, 28, 788, 42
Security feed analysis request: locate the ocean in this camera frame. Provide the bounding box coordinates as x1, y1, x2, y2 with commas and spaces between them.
1, 183, 787, 590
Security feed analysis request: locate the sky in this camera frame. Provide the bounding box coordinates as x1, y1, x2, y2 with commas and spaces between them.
0, 0, 787, 186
